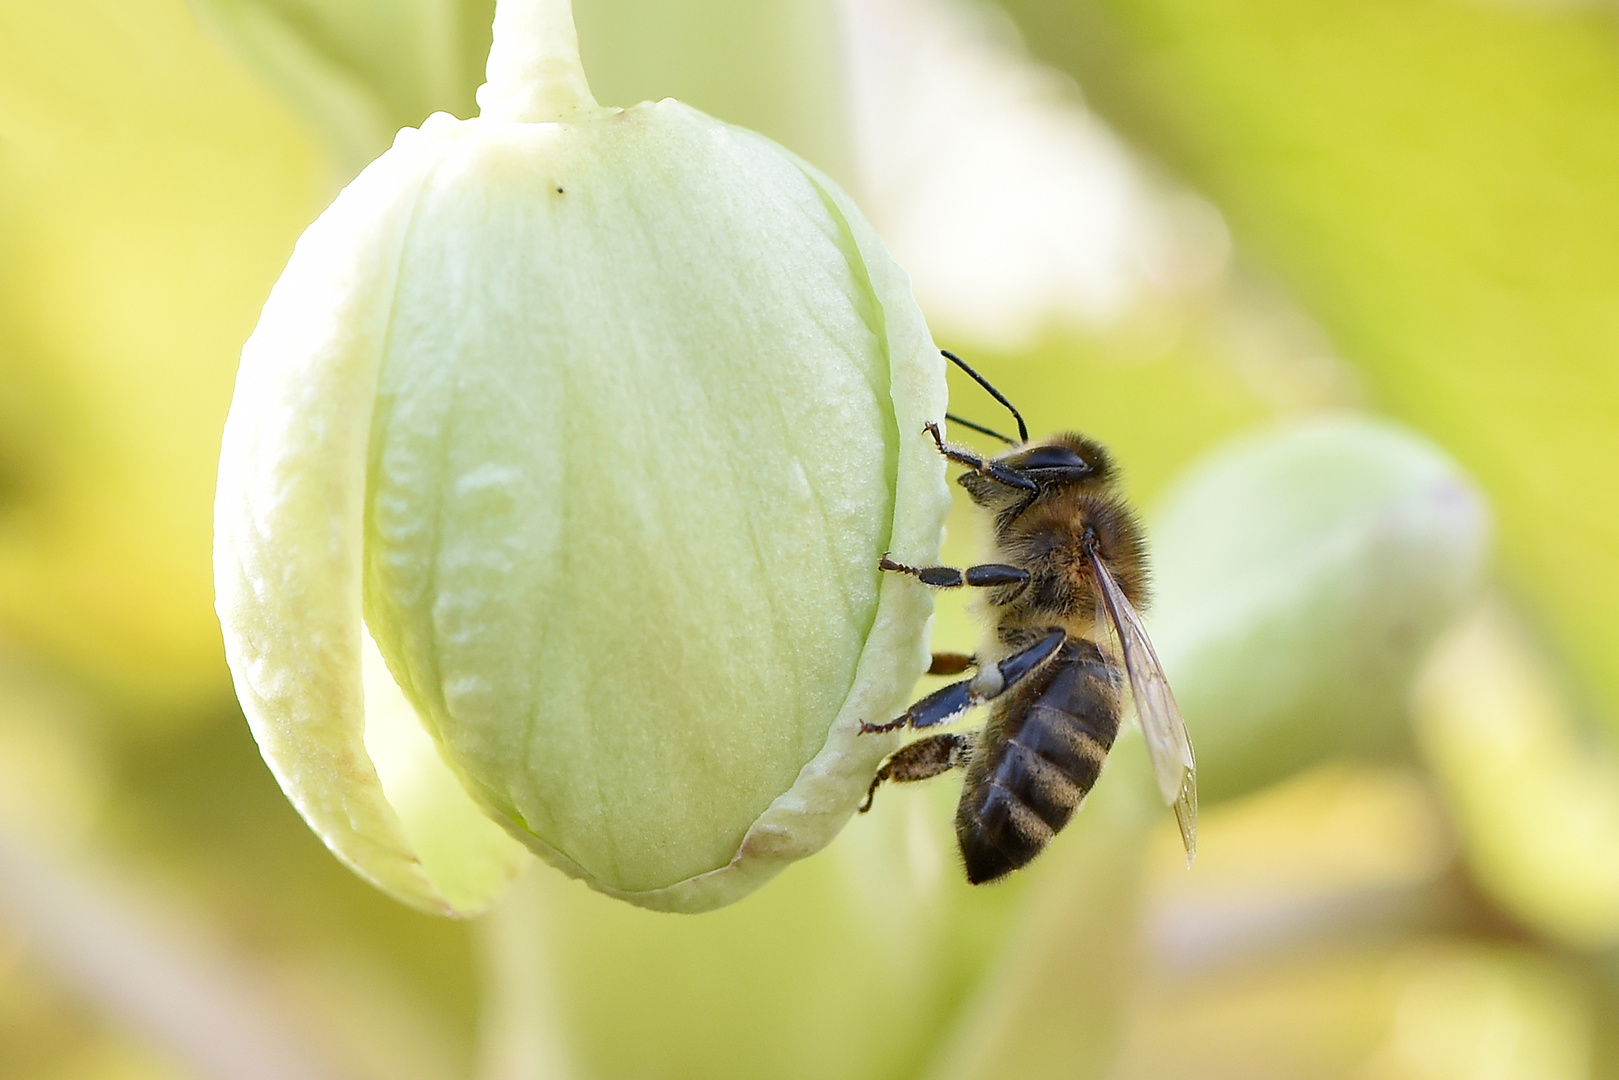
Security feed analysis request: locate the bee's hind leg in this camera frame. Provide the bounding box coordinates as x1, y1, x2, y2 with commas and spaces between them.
859, 733, 974, 812
929, 652, 976, 676
859, 628, 1065, 734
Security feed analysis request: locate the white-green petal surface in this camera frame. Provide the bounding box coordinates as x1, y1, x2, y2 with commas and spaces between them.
216, 117, 527, 915
361, 101, 947, 910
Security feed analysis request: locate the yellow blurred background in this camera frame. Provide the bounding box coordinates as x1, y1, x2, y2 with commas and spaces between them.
3, 0, 1619, 1078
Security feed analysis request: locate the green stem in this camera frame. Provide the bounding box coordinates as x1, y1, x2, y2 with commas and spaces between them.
475, 867, 578, 1080
476, 0, 602, 123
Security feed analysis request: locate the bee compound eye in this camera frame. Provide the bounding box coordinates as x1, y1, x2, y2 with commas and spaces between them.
1017, 446, 1090, 474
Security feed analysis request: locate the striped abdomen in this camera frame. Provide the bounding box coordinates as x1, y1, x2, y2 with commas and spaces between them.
954, 639, 1122, 884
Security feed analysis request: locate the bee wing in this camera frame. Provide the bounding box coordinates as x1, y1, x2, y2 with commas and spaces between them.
1089, 551, 1198, 863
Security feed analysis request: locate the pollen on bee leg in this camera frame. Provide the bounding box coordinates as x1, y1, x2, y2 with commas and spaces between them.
968, 665, 1005, 698
969, 629, 1065, 703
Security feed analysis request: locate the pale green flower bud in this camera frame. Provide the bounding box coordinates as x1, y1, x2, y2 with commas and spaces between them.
214, 0, 948, 914
1148, 417, 1489, 801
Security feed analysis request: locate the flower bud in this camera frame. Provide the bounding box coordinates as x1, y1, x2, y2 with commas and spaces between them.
214, 0, 949, 914
1148, 417, 1489, 801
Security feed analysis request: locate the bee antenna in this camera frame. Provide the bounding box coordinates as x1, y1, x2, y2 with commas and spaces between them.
945, 413, 1019, 446
941, 350, 1028, 443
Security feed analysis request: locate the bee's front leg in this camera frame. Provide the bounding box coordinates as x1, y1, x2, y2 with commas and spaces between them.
924, 422, 1036, 492
879, 555, 1031, 603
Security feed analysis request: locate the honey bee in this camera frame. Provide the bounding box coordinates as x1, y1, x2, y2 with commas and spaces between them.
858, 350, 1196, 883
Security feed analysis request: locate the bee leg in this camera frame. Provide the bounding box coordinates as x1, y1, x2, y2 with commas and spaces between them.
929, 652, 976, 676
859, 628, 1066, 734
859, 732, 974, 812
879, 555, 1030, 596
924, 422, 1037, 492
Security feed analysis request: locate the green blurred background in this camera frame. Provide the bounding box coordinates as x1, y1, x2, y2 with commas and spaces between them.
2, 0, 1618, 1077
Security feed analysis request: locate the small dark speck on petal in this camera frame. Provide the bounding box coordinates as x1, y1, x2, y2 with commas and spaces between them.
556, 186, 565, 193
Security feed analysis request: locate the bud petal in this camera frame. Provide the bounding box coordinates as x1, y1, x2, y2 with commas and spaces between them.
215, 136, 491, 914
362, 102, 946, 911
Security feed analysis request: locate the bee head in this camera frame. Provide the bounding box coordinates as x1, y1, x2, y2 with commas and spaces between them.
957, 432, 1114, 514
1006, 434, 1113, 488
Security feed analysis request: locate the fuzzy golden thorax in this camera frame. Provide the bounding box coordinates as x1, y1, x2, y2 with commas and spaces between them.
980, 469, 1149, 646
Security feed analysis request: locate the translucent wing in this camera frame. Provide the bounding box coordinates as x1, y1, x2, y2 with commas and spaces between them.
1088, 550, 1198, 863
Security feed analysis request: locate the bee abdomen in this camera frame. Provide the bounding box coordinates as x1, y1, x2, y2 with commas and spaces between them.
955, 643, 1121, 884
962, 781, 1054, 882
1015, 703, 1112, 797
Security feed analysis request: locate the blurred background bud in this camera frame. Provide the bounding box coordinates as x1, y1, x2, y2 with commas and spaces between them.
1151, 417, 1489, 802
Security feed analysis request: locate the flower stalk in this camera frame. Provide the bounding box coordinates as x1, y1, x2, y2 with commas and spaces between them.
477, 0, 602, 124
